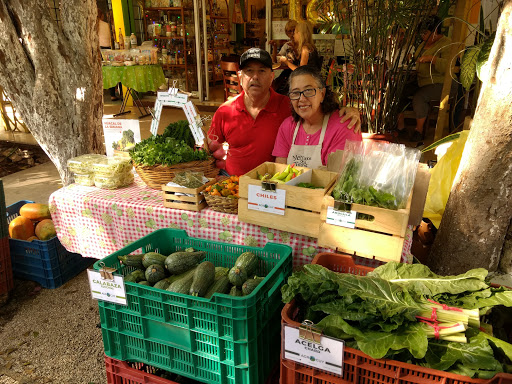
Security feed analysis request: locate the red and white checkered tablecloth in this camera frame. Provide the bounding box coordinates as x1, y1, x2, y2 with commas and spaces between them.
49, 175, 413, 269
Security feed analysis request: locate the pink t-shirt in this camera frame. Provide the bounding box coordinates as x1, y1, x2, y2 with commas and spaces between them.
272, 111, 363, 166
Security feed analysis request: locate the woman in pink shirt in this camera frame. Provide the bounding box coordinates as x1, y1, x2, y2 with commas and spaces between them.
272, 66, 362, 168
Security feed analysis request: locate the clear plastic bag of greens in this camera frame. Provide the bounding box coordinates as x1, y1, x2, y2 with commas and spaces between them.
332, 141, 420, 210
357, 142, 420, 209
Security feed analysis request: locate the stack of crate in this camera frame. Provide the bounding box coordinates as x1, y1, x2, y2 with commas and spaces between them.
0, 180, 14, 298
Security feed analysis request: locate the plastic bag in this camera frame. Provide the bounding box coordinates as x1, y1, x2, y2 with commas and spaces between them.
332, 140, 420, 210
423, 131, 469, 228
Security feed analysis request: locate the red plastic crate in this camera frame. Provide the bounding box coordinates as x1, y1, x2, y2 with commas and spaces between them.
0, 236, 13, 295
105, 355, 180, 384
280, 252, 512, 384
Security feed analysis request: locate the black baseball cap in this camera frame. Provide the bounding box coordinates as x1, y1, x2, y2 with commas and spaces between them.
240, 48, 273, 69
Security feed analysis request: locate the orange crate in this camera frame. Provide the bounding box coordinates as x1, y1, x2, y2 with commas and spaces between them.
280, 252, 512, 384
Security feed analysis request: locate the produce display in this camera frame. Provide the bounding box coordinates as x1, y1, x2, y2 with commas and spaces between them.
94, 171, 134, 190
282, 262, 512, 379
67, 154, 107, 174
171, 171, 207, 188
8, 202, 56, 241
73, 173, 95, 187
117, 248, 264, 298
332, 140, 420, 210
130, 120, 209, 166
258, 163, 303, 183
91, 157, 133, 176
204, 176, 239, 198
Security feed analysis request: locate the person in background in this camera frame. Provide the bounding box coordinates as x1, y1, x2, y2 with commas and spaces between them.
273, 66, 362, 168
269, 20, 298, 95
396, 15, 453, 142
279, 20, 322, 71
97, 8, 119, 101
208, 48, 361, 176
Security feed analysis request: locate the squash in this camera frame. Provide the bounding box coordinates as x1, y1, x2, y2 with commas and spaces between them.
142, 252, 167, 268
153, 278, 172, 290
34, 219, 56, 241
145, 264, 167, 284
138, 280, 151, 286
167, 268, 197, 294
229, 286, 243, 296
9, 216, 35, 240
124, 269, 146, 283
165, 250, 206, 275
26, 236, 39, 242
228, 266, 248, 287
118, 254, 144, 269
190, 261, 215, 297
242, 276, 264, 296
204, 275, 230, 299
215, 267, 230, 279
19, 203, 51, 221
234, 252, 258, 276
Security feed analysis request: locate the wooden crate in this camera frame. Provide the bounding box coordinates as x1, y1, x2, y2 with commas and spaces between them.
162, 178, 216, 211
238, 162, 338, 238
317, 183, 412, 262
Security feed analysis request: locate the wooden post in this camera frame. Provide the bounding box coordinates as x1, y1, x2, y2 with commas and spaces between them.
434, 0, 471, 141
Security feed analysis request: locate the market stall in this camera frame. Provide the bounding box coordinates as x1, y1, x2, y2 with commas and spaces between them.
48, 174, 413, 269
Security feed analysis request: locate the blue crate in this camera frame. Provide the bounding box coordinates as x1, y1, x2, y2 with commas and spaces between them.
7, 200, 94, 288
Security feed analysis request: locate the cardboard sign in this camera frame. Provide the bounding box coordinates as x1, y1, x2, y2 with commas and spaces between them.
102, 119, 141, 157
283, 325, 344, 376
247, 184, 286, 215
87, 269, 127, 305
271, 21, 288, 40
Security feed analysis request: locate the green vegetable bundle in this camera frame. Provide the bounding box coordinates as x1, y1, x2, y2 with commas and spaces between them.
282, 262, 512, 379
129, 120, 209, 166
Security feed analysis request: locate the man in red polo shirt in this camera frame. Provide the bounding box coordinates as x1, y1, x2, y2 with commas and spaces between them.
208, 48, 359, 176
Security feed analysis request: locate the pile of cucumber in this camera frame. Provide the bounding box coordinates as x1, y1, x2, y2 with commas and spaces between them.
118, 249, 264, 298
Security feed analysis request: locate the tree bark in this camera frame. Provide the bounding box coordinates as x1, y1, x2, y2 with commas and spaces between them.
428, 0, 512, 275
0, 0, 105, 186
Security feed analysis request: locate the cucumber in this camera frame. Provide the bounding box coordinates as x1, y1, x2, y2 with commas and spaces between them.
167, 268, 197, 294
205, 275, 230, 299
228, 266, 248, 287
118, 254, 144, 269
190, 261, 215, 297
234, 252, 258, 276
165, 251, 206, 275
242, 276, 264, 296
229, 286, 243, 296
142, 252, 167, 268
124, 269, 145, 283
145, 264, 167, 284
138, 280, 151, 286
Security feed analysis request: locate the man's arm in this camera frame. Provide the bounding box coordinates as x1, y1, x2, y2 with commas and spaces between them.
338, 107, 361, 134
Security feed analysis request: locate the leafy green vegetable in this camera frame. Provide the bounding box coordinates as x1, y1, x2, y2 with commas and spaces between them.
130, 137, 209, 166
332, 158, 398, 209
368, 262, 489, 296
281, 262, 512, 378
297, 182, 323, 189
162, 120, 196, 149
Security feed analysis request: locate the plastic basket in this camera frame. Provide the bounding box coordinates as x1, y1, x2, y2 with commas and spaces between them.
0, 236, 13, 295
94, 228, 293, 384
105, 355, 182, 384
280, 252, 512, 384
7, 200, 94, 289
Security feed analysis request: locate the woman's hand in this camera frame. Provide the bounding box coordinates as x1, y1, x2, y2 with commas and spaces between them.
338, 107, 361, 134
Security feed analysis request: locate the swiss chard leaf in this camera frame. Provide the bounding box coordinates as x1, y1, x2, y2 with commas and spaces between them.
433, 286, 512, 309
369, 262, 489, 296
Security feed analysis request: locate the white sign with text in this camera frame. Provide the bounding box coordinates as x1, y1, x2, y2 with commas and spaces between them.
247, 184, 286, 215
102, 119, 141, 157
326, 206, 357, 229
87, 269, 127, 305
283, 325, 344, 376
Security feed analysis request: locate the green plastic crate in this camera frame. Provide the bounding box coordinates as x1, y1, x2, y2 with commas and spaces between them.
93, 228, 292, 384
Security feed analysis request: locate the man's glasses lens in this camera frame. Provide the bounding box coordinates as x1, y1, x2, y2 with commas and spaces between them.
289, 88, 318, 100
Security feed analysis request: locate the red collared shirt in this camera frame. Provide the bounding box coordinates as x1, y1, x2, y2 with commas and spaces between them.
208, 89, 291, 176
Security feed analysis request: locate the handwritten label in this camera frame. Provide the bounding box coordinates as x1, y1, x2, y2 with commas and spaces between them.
87, 269, 127, 305
247, 184, 286, 215
326, 206, 356, 228
283, 325, 344, 376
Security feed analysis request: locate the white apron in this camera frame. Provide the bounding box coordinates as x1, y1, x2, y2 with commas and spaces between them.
286, 114, 329, 168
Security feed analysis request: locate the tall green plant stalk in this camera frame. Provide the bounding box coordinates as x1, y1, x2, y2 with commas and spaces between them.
317, 0, 442, 133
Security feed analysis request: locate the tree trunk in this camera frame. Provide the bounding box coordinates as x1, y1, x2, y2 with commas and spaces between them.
0, 1, 105, 186
428, 0, 512, 275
